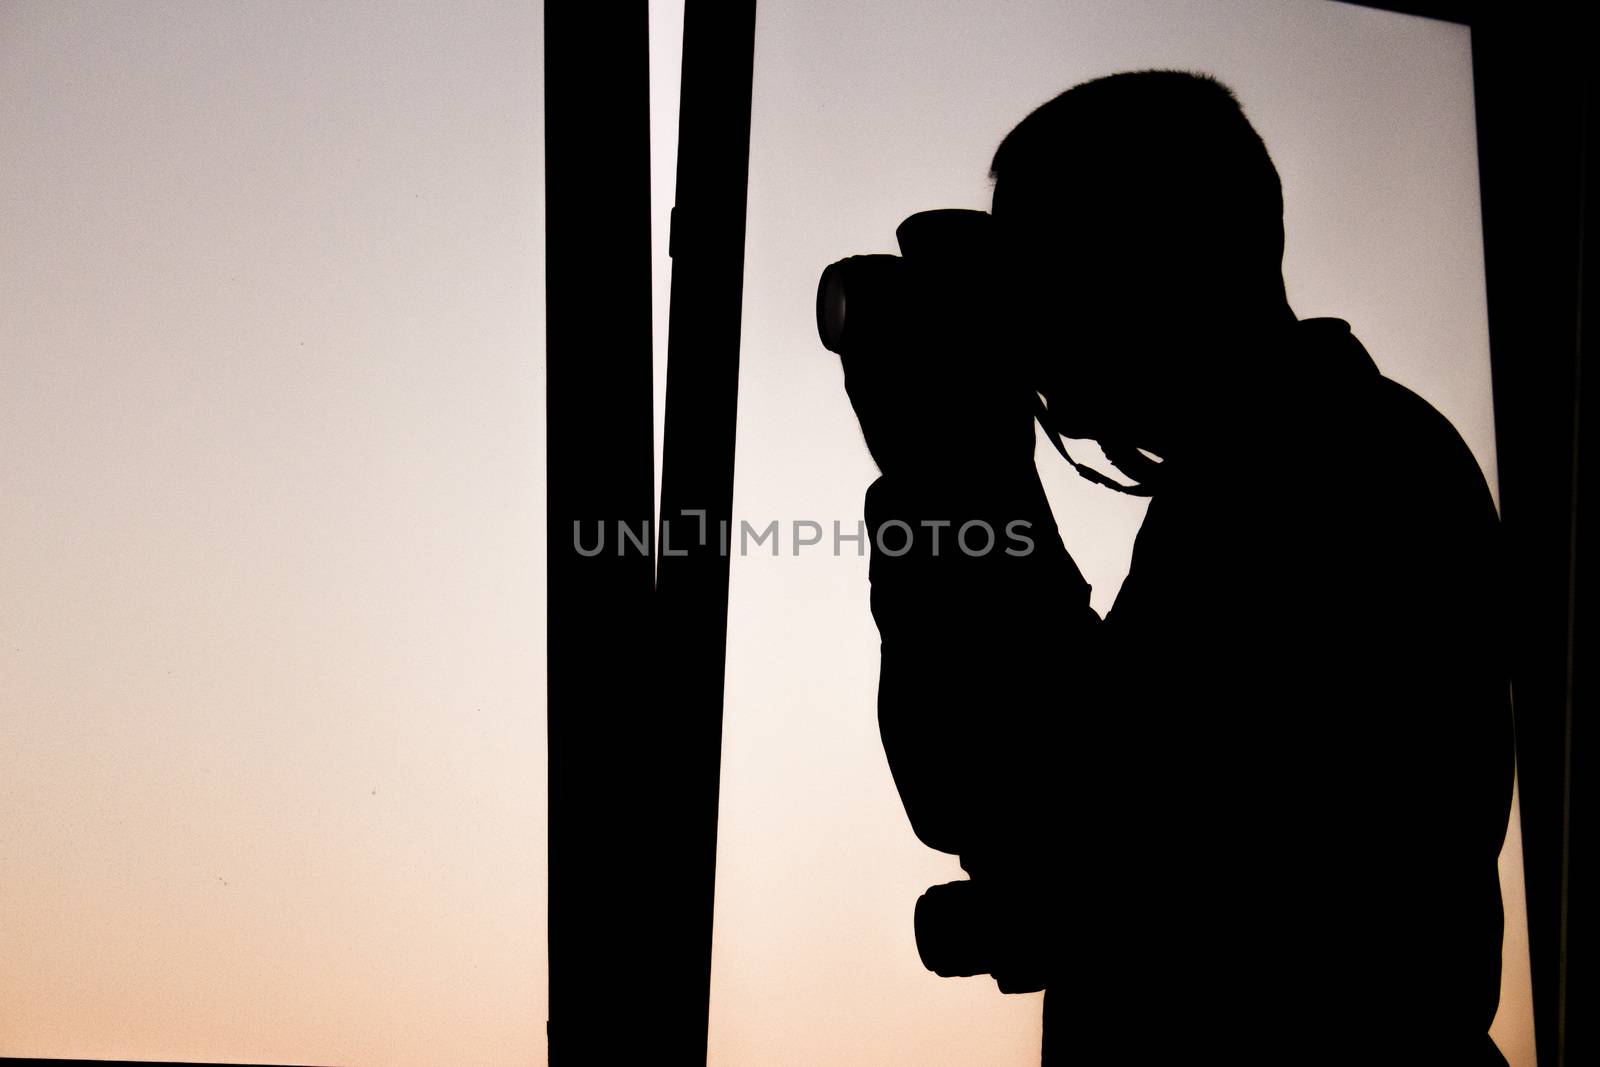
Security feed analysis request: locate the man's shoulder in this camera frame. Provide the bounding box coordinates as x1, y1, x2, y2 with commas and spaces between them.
1286, 320, 1496, 520
1368, 374, 1488, 483
1358, 383, 1496, 536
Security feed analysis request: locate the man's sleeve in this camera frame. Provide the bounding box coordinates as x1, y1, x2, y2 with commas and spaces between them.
862, 467, 1101, 868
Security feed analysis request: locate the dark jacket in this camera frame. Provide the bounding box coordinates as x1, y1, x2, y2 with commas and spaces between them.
863, 318, 1514, 1064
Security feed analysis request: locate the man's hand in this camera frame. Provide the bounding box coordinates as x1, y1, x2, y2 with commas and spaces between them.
838, 324, 1039, 484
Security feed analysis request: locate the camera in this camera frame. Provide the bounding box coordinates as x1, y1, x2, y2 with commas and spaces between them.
916, 878, 1048, 994
815, 208, 998, 358
815, 209, 1043, 478
816, 208, 1158, 494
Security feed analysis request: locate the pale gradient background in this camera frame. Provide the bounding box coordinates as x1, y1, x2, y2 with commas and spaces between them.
2, 2, 547, 1063
708, 1, 1534, 1064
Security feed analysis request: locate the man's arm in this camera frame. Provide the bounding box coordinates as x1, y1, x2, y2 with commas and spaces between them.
862, 463, 1103, 993
863, 465, 1099, 869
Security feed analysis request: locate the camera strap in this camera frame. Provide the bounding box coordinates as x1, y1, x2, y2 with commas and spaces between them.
1032, 394, 1156, 496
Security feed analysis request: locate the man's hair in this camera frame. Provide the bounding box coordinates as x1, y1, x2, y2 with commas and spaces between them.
990, 70, 1284, 288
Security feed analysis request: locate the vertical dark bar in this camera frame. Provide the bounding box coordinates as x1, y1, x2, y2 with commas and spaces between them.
1472, 8, 1590, 1065
1565, 79, 1591, 1067
544, 3, 657, 1062
655, 0, 759, 1061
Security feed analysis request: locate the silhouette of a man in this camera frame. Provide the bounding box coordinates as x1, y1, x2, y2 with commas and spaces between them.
843, 71, 1513, 1064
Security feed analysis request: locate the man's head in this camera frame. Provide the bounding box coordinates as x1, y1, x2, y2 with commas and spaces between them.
989, 71, 1293, 452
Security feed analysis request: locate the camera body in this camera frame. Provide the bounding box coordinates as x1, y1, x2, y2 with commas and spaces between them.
816, 208, 998, 359
916, 877, 1049, 994
816, 209, 1044, 481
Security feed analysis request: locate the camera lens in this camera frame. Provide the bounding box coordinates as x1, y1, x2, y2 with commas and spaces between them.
816, 261, 849, 354
914, 879, 991, 978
